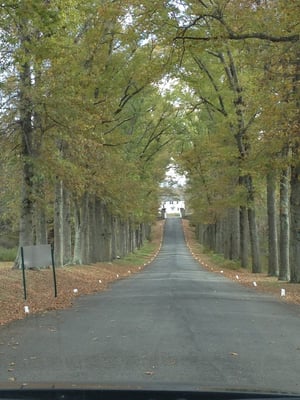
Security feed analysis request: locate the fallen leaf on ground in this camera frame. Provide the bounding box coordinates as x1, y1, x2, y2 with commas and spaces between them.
182, 219, 300, 306
0, 221, 164, 326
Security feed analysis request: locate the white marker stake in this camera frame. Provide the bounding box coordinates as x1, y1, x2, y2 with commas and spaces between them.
253, 282, 257, 287
281, 288, 286, 297
236, 275, 239, 280
24, 306, 30, 314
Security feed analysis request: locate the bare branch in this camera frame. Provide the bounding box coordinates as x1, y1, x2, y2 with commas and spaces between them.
103, 115, 136, 135
191, 53, 227, 116
174, 33, 299, 43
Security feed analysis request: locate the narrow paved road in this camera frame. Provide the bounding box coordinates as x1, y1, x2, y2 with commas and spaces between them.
0, 218, 300, 392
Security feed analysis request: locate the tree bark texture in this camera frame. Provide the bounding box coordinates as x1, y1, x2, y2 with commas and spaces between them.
88, 196, 97, 263
34, 205, 47, 245
289, 50, 300, 282
71, 196, 149, 265
54, 180, 63, 267
290, 163, 300, 283
54, 180, 72, 267
226, 208, 240, 260
279, 167, 290, 281
73, 199, 82, 265
18, 61, 34, 249
266, 172, 279, 276
248, 207, 262, 273
63, 188, 72, 265
33, 175, 48, 245
216, 218, 224, 255
240, 206, 249, 268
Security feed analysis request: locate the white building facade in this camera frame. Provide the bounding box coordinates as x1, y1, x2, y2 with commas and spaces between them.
160, 199, 185, 218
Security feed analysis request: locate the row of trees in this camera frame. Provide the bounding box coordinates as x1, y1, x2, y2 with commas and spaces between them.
0, 1, 299, 283
164, 1, 299, 282
0, 1, 178, 266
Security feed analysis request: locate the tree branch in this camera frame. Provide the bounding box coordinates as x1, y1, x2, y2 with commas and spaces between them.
174, 32, 299, 43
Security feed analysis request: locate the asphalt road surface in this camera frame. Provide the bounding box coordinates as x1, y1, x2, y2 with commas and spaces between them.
0, 218, 300, 392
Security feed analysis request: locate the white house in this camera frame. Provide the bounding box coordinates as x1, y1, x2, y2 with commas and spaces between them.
160, 199, 185, 218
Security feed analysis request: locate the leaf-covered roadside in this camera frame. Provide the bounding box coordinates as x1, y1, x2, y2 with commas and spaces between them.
0, 221, 164, 326
182, 219, 300, 306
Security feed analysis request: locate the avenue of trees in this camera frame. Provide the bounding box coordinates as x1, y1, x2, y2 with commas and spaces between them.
167, 0, 299, 282
0, 1, 299, 282
0, 0, 178, 266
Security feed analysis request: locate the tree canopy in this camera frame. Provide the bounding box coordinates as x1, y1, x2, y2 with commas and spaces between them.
0, 0, 299, 281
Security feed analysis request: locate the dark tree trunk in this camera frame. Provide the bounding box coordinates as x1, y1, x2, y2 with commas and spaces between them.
54, 180, 72, 266
266, 172, 279, 276
18, 61, 34, 249
240, 206, 248, 268
216, 218, 224, 255
54, 180, 63, 267
289, 52, 300, 283
73, 199, 82, 264
227, 208, 240, 260
248, 207, 262, 273
80, 192, 90, 264
279, 167, 290, 281
290, 163, 300, 283
63, 188, 72, 265
88, 196, 97, 263
35, 205, 48, 245
245, 175, 261, 273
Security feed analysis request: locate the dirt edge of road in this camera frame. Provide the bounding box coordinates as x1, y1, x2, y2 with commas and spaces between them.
182, 218, 300, 306
0, 220, 165, 326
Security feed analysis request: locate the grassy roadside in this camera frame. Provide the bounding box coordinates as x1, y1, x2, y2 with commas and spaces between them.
182, 219, 300, 306
0, 220, 165, 326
